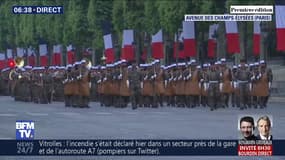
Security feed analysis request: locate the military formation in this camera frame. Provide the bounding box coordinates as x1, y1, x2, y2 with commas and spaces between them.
0, 58, 273, 111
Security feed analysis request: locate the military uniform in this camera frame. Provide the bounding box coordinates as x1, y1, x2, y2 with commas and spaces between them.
235, 64, 251, 109
206, 65, 221, 111
128, 64, 142, 109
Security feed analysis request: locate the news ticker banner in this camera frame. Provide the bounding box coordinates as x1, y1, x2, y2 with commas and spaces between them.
185, 5, 273, 21
12, 6, 63, 14
0, 139, 284, 156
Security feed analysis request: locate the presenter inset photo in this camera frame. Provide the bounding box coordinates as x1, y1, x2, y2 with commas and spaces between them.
256, 116, 273, 140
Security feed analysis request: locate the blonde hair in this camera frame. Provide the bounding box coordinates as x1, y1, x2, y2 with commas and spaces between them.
257, 116, 271, 128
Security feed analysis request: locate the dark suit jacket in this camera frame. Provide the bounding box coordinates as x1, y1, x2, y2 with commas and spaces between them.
242, 135, 257, 140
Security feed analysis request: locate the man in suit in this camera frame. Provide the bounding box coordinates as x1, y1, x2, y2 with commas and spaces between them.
239, 116, 257, 140
256, 116, 272, 140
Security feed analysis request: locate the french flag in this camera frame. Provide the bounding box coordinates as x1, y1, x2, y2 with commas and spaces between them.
173, 33, 185, 59
121, 29, 135, 61
16, 48, 24, 58
39, 44, 48, 67
253, 21, 261, 56
183, 21, 196, 57
208, 24, 218, 58
152, 29, 164, 59
6, 49, 13, 64
52, 45, 62, 65
103, 34, 115, 64
225, 21, 240, 54
67, 45, 75, 64
275, 0, 285, 51
0, 53, 6, 70
27, 47, 36, 66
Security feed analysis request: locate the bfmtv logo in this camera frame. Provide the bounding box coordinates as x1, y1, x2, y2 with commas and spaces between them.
16, 121, 34, 140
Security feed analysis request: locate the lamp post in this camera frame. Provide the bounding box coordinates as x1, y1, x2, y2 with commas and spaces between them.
176, 28, 183, 63
260, 21, 269, 61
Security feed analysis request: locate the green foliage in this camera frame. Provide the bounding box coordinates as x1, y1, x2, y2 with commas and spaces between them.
0, 0, 279, 59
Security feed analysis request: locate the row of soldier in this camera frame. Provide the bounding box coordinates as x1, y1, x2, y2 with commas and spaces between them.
0, 58, 272, 110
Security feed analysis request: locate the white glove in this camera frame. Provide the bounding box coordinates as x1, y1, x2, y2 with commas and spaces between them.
220, 73, 223, 77
140, 82, 143, 89
249, 83, 252, 91
269, 82, 272, 89
198, 83, 201, 89
164, 80, 167, 87
219, 83, 223, 91
200, 79, 204, 83
251, 76, 255, 81
178, 75, 182, 80
126, 80, 129, 88
103, 77, 107, 81
118, 74, 122, 79
233, 82, 237, 89
89, 82, 92, 88
144, 76, 148, 80
97, 80, 101, 83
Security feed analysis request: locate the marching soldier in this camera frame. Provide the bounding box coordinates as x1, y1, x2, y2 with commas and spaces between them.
201, 64, 209, 107
235, 59, 251, 110
77, 60, 91, 108
220, 58, 233, 108
118, 60, 130, 107
128, 61, 142, 109
206, 62, 221, 111
255, 60, 273, 108
63, 65, 73, 107
185, 60, 202, 108
174, 63, 185, 107
231, 65, 238, 107
154, 62, 165, 107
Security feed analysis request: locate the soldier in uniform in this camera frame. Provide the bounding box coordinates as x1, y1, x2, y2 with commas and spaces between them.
63, 64, 73, 107
220, 58, 233, 107
201, 64, 209, 107
118, 60, 130, 107
185, 60, 202, 108
154, 61, 165, 107
71, 62, 81, 107
0, 68, 11, 96
206, 62, 221, 111
231, 65, 238, 107
174, 63, 186, 107
255, 60, 273, 108
128, 61, 142, 109
235, 59, 251, 110
77, 60, 91, 108
42, 67, 54, 104
163, 64, 175, 107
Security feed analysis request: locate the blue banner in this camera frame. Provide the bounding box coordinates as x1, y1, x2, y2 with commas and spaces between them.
0, 139, 284, 156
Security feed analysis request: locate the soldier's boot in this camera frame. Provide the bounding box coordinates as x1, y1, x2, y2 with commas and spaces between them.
84, 96, 90, 108
64, 95, 70, 107
72, 95, 79, 107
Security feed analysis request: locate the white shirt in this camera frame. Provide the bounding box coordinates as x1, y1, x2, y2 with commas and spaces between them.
259, 134, 272, 140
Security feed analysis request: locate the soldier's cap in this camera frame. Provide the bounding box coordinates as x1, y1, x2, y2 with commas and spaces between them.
139, 64, 146, 68
24, 65, 33, 69
178, 62, 186, 67
154, 59, 160, 63
106, 64, 112, 68
160, 65, 165, 69
66, 64, 72, 70
220, 58, 226, 62
245, 64, 248, 67
101, 66, 106, 69
249, 63, 254, 67
238, 64, 241, 68
259, 60, 265, 64
1, 67, 11, 72
216, 61, 221, 65
127, 66, 132, 69
254, 62, 259, 66
189, 59, 196, 65
203, 64, 208, 67
196, 65, 201, 69
233, 65, 237, 69
48, 66, 55, 70
20, 68, 26, 72
80, 59, 87, 64
74, 61, 81, 66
